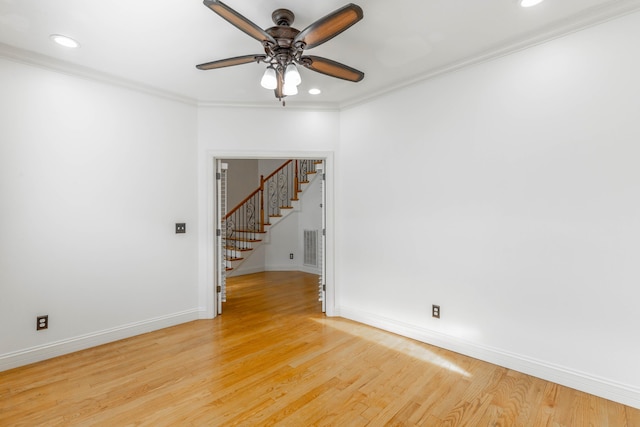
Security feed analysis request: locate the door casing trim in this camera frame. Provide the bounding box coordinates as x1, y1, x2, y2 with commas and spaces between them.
201, 150, 336, 318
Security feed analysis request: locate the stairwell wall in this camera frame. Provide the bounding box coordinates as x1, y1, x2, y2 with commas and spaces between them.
225, 159, 259, 209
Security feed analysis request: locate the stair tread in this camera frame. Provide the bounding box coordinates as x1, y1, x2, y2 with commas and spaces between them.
280, 206, 294, 209
226, 237, 262, 242
225, 246, 253, 251
227, 257, 244, 262
234, 229, 267, 234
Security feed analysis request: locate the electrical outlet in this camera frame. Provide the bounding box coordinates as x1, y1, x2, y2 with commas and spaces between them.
37, 315, 48, 330
289, 253, 294, 259
432, 305, 440, 319
175, 223, 186, 234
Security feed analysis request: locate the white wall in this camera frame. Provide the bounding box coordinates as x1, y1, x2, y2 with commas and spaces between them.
297, 173, 323, 275
0, 58, 199, 369
3, 7, 638, 408
261, 160, 323, 273
338, 11, 640, 408
264, 212, 300, 271
197, 106, 339, 315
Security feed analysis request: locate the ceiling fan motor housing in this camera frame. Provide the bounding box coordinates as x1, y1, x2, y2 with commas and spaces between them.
272, 9, 295, 26
197, 1, 365, 102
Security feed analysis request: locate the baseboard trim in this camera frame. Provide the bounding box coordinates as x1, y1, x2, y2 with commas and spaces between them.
300, 265, 321, 275
230, 266, 321, 276
339, 306, 640, 409
228, 266, 265, 276
0, 309, 200, 372
265, 265, 297, 271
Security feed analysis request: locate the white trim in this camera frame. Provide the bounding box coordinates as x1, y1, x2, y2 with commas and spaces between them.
3, 2, 640, 110
203, 151, 335, 318
0, 309, 199, 372
227, 266, 265, 277
0, 42, 196, 106
196, 100, 340, 111
201, 153, 216, 319
339, 306, 640, 409
229, 266, 322, 276
340, 0, 640, 110
299, 265, 321, 275
262, 266, 322, 275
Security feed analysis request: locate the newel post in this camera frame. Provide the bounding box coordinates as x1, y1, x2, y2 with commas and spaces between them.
259, 175, 265, 232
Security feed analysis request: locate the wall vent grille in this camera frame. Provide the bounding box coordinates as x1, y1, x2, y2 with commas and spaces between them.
304, 229, 318, 267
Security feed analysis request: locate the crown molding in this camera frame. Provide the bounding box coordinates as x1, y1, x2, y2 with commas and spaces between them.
3, 0, 640, 112
340, 0, 640, 110
196, 100, 340, 112
0, 42, 198, 106
0, 42, 340, 111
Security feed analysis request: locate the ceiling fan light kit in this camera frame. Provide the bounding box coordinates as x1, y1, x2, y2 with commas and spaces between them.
284, 64, 302, 87
196, 0, 365, 105
260, 66, 278, 90
283, 83, 298, 96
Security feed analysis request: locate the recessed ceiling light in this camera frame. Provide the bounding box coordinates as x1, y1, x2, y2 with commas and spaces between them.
49, 34, 80, 48
308, 88, 322, 95
519, 0, 544, 7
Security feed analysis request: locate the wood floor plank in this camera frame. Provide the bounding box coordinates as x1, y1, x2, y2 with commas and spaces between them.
1, 271, 639, 426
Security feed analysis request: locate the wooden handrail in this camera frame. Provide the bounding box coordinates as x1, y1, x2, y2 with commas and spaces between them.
224, 159, 315, 236
224, 187, 260, 219
224, 160, 292, 220
264, 160, 292, 182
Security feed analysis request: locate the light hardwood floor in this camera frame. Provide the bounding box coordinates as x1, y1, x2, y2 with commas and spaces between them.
1, 271, 639, 426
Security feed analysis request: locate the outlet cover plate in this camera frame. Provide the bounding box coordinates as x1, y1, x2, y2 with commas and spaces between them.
37, 315, 48, 330
432, 305, 440, 319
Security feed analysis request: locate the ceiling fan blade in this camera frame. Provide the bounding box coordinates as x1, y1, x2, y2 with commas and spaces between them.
293, 4, 363, 50
300, 55, 364, 82
203, 0, 276, 45
196, 54, 265, 70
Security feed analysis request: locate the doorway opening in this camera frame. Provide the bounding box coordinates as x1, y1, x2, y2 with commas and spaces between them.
210, 156, 331, 317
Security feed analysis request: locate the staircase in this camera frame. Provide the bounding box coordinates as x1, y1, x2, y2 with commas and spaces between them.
223, 159, 321, 273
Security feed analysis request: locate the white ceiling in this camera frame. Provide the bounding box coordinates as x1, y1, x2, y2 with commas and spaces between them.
2, 0, 640, 108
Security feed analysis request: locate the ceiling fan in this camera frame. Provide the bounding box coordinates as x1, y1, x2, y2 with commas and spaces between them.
196, 0, 364, 105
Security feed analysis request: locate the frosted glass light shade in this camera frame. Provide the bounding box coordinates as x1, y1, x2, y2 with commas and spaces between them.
284, 64, 301, 86
283, 83, 298, 96
260, 67, 278, 90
